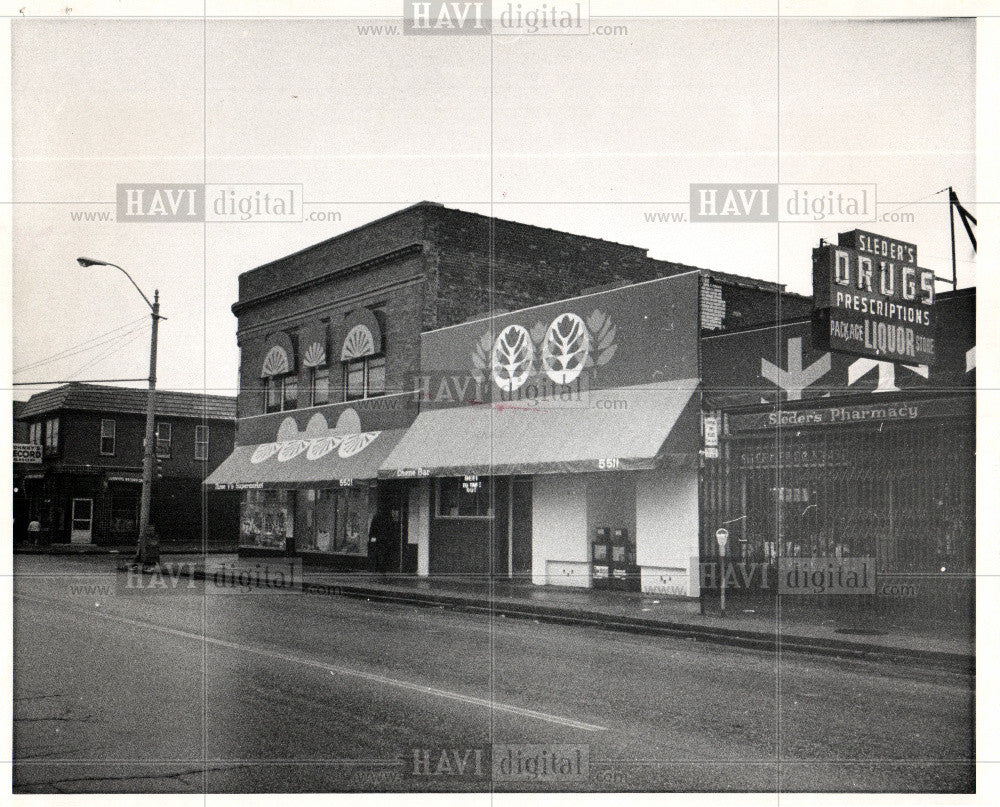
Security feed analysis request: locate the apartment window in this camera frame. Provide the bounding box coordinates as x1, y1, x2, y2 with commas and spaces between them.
44, 418, 59, 452
155, 422, 172, 458
100, 419, 116, 456
283, 375, 298, 410
263, 376, 275, 413
264, 375, 298, 414
309, 367, 330, 407
29, 421, 42, 445
367, 355, 386, 396
343, 355, 386, 401
436, 477, 492, 519
195, 425, 209, 461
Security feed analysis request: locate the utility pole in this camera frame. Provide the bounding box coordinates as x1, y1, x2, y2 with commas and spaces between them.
77, 258, 162, 565
137, 290, 161, 565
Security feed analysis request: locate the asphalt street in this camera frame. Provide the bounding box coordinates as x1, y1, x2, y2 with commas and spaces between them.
13, 554, 974, 793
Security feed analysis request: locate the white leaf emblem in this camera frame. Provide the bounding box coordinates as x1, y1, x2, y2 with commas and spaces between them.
341, 324, 375, 360
277, 439, 309, 462
491, 325, 534, 392
541, 313, 590, 385
306, 435, 341, 460
250, 443, 280, 464
338, 431, 380, 458
471, 330, 493, 373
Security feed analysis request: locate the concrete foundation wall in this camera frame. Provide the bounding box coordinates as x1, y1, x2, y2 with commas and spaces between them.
531, 474, 589, 587
636, 467, 700, 597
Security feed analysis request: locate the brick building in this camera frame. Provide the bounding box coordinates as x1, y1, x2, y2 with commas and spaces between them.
208, 206, 975, 614
209, 201, 798, 576
16, 384, 238, 546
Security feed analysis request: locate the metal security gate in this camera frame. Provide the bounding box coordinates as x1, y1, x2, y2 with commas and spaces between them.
702, 418, 974, 616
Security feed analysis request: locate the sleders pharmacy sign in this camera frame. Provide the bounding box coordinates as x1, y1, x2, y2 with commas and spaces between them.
812, 230, 936, 365
729, 394, 972, 433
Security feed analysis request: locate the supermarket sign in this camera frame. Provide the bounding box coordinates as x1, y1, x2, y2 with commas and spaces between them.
812, 230, 937, 365
14, 443, 42, 464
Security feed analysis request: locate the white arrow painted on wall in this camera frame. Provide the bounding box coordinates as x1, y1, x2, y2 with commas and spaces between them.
761, 337, 831, 401
847, 358, 929, 393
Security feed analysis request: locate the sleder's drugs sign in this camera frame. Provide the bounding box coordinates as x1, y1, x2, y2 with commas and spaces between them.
812, 230, 936, 365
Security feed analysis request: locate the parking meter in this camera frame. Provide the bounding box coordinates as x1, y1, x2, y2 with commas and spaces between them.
716, 528, 729, 615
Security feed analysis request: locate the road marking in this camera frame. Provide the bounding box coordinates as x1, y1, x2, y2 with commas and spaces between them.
16, 593, 607, 733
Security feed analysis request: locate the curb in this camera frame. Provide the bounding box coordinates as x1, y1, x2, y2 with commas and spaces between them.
137, 563, 973, 674
16, 546, 237, 556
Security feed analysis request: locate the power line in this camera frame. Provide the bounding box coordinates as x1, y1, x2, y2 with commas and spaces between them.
13, 378, 149, 387
877, 186, 949, 221
13, 315, 146, 371
13, 317, 148, 375
69, 329, 147, 381
13, 326, 147, 377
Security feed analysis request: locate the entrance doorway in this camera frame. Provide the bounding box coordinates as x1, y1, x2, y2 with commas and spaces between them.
70, 498, 93, 544
372, 485, 415, 574
493, 477, 533, 579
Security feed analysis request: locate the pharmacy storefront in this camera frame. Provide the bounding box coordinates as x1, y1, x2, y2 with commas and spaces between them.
701, 286, 975, 614
380, 272, 703, 595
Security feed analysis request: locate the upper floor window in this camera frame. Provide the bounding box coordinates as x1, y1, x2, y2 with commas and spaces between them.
100, 419, 116, 456
339, 310, 385, 402
155, 422, 172, 458
260, 336, 297, 415
195, 425, 209, 461
309, 366, 330, 407
343, 355, 386, 401
264, 375, 298, 413
44, 418, 59, 453
29, 421, 42, 445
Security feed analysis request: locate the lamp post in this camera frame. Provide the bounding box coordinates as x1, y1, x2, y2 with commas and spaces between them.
77, 257, 162, 565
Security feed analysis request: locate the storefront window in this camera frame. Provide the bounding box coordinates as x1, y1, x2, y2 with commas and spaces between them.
109, 489, 139, 537
332, 486, 375, 555
296, 486, 375, 555
436, 477, 492, 519
240, 489, 294, 550
732, 424, 974, 575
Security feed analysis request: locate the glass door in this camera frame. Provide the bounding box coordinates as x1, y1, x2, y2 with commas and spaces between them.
70, 498, 93, 544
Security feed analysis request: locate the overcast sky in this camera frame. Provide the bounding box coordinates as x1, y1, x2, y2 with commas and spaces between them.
10, 15, 975, 400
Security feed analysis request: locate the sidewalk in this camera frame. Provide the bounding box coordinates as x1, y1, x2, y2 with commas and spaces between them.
15, 541, 237, 555
159, 553, 973, 670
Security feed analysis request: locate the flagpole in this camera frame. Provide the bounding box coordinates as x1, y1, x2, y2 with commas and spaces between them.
948, 186, 958, 291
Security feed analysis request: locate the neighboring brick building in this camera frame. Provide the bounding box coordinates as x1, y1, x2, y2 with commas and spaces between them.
13, 401, 31, 540
16, 384, 238, 546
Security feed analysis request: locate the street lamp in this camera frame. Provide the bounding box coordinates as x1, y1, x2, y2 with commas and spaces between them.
77, 257, 162, 566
